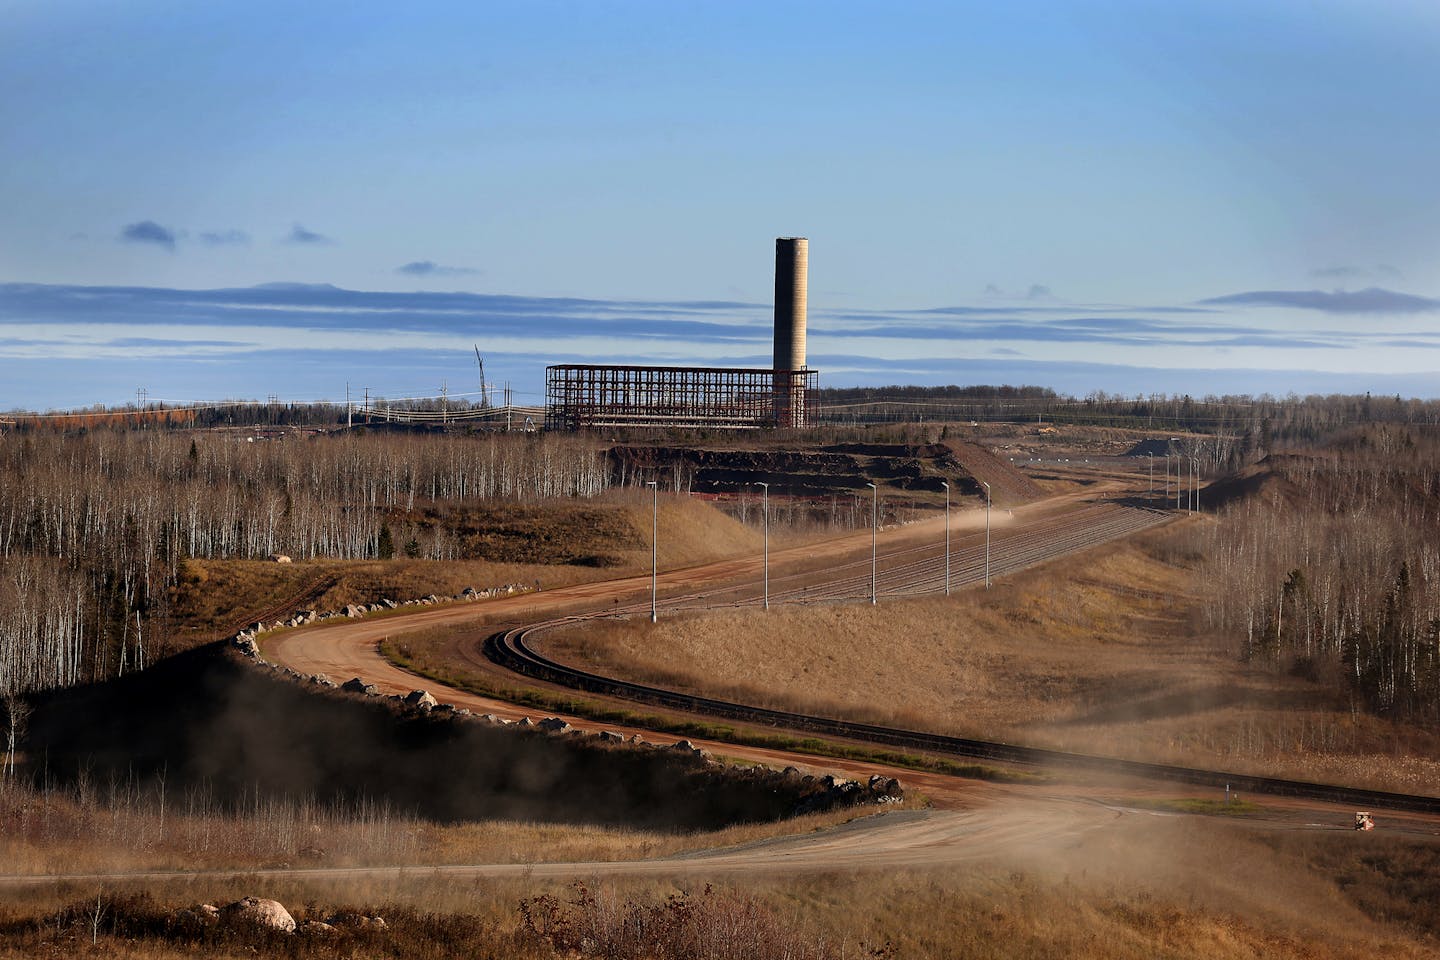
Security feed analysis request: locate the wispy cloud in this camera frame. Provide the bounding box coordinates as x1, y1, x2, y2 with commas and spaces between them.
119, 221, 177, 251
1310, 266, 1369, 280
199, 229, 250, 246
1310, 264, 1404, 282
284, 223, 334, 245
397, 260, 478, 277
1200, 287, 1440, 314
8, 280, 1440, 409
981, 283, 1057, 300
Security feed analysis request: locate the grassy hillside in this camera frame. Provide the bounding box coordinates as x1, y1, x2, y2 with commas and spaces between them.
540, 524, 1440, 794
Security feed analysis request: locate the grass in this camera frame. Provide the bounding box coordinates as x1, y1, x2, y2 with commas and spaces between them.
3, 847, 1438, 959
163, 492, 771, 648
0, 776, 888, 878
380, 633, 1047, 785
1125, 797, 1264, 817
528, 524, 1440, 795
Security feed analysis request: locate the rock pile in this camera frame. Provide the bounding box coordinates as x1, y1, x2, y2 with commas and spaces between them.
173, 899, 384, 938
227, 582, 538, 650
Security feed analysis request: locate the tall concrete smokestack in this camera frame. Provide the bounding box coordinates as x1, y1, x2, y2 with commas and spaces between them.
773, 237, 808, 428
773, 237, 808, 373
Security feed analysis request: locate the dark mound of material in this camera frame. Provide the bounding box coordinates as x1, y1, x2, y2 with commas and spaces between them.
1123, 438, 1180, 457
21, 644, 828, 830
609, 443, 982, 497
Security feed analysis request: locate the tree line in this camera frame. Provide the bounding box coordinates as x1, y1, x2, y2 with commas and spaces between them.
1200, 426, 1440, 720
0, 430, 609, 697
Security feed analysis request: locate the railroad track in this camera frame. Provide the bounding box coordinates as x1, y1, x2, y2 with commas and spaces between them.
485, 503, 1440, 815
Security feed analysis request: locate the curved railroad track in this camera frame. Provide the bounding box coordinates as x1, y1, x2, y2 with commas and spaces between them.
485, 503, 1440, 816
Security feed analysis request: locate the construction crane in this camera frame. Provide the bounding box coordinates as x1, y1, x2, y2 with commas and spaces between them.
474, 345, 491, 408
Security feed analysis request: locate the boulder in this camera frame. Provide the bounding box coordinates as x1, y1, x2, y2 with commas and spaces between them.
310, 674, 337, 688
173, 903, 220, 931
381, 598, 398, 609
404, 690, 438, 710
330, 912, 387, 930
220, 897, 295, 934
269, 554, 292, 564
342, 604, 366, 618
341, 677, 379, 696
537, 717, 571, 733
868, 775, 903, 799
669, 739, 706, 759
598, 731, 625, 743
233, 637, 259, 658
297, 920, 336, 937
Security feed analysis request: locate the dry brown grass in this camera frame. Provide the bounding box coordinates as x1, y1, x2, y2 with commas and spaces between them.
540, 525, 1440, 793
0, 778, 878, 878
166, 493, 763, 646
8, 786, 1440, 957
4, 824, 1439, 960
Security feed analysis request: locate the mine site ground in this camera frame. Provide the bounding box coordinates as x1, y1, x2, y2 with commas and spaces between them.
7, 423, 1440, 958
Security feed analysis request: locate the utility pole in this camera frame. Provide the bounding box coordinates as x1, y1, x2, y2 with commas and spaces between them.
346, 382, 352, 430
363, 387, 368, 426
505, 383, 512, 431
756, 482, 769, 610
940, 481, 951, 595
647, 480, 658, 623
866, 482, 878, 605
982, 480, 992, 589
441, 380, 448, 425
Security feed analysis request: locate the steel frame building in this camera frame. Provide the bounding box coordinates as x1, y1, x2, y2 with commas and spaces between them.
545, 364, 817, 431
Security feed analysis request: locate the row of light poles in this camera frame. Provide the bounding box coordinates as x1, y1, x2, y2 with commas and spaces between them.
644, 476, 993, 622
1158, 445, 1203, 513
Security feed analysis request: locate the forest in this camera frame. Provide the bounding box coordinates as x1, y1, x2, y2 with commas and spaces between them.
7, 391, 1440, 731
0, 430, 608, 697
1201, 425, 1440, 721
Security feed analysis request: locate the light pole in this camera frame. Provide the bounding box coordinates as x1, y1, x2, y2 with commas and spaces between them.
866, 482, 878, 605
755, 481, 769, 610
1191, 456, 1200, 513
1170, 438, 1179, 510
940, 481, 950, 596
982, 480, 991, 589
647, 480, 658, 622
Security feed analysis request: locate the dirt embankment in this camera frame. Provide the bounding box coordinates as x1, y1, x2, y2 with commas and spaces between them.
19, 644, 853, 831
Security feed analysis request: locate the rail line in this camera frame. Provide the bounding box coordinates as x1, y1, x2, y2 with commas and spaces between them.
484, 503, 1440, 815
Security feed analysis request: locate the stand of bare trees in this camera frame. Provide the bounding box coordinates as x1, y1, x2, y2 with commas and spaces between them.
1202, 427, 1440, 719
0, 431, 609, 698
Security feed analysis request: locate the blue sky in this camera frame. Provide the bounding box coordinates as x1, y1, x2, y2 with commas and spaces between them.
3, 0, 1439, 409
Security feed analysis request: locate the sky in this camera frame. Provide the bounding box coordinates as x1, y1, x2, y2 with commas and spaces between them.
3, 0, 1439, 410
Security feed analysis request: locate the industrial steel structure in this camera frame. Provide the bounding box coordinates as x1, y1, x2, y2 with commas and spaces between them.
544, 363, 817, 431
545, 237, 816, 431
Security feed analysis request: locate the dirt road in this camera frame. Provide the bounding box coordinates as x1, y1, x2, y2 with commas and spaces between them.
261, 492, 1158, 811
